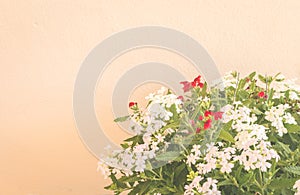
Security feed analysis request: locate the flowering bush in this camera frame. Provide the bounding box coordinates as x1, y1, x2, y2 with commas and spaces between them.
98, 72, 300, 195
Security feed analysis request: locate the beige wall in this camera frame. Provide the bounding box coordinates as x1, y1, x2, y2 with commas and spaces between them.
1, 1, 300, 195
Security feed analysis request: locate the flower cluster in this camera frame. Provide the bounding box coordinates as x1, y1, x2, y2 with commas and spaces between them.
99, 72, 300, 195
187, 143, 235, 174
184, 176, 220, 195
265, 104, 297, 136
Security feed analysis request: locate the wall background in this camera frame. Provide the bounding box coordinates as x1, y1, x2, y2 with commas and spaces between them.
1, 1, 300, 194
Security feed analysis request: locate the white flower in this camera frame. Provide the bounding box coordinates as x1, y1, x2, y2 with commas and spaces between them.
148, 103, 173, 121
184, 183, 195, 195
250, 124, 268, 140
142, 133, 152, 146
290, 91, 299, 100
284, 113, 297, 124
201, 178, 220, 195
265, 104, 294, 136
134, 153, 147, 172
187, 154, 199, 166
202, 158, 217, 174
145, 87, 182, 114
256, 159, 271, 172
235, 131, 257, 150
121, 151, 134, 166
129, 120, 144, 135
164, 128, 175, 135
184, 176, 220, 195
294, 179, 300, 195
150, 141, 160, 151
234, 139, 279, 172
220, 160, 234, 173
97, 161, 111, 179
191, 145, 202, 157
235, 150, 258, 171
133, 144, 147, 153
145, 149, 156, 159
155, 133, 165, 143
224, 147, 236, 154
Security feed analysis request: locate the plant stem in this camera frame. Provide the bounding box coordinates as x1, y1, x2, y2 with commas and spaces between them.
259, 170, 265, 195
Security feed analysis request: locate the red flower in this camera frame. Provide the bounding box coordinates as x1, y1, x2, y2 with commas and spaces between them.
204, 119, 212, 130
177, 95, 184, 101
180, 81, 192, 92
180, 75, 204, 92
198, 82, 204, 88
199, 115, 204, 121
204, 110, 212, 117
194, 75, 201, 83
129, 102, 137, 108
191, 75, 204, 88
196, 127, 201, 134
191, 81, 197, 87
212, 112, 223, 120
258, 91, 265, 98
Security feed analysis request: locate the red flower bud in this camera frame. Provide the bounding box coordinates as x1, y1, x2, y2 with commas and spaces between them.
204, 119, 212, 130
129, 102, 137, 108
204, 110, 212, 117
258, 91, 265, 98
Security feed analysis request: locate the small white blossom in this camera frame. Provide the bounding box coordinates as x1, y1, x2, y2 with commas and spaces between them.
220, 160, 234, 173
265, 104, 295, 136
294, 180, 300, 195
187, 153, 199, 166
155, 133, 165, 143
97, 161, 111, 179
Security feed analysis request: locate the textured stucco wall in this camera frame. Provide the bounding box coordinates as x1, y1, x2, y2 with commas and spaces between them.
1, 1, 300, 194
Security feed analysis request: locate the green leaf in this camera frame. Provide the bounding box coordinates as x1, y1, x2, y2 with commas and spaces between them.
238, 90, 249, 100
120, 143, 130, 149
218, 120, 235, 143
201, 82, 208, 97
284, 166, 300, 175
277, 141, 292, 154
222, 120, 233, 131
237, 79, 247, 91
269, 178, 299, 190
156, 151, 181, 162
104, 183, 117, 190
119, 175, 140, 183
218, 179, 235, 187
239, 172, 253, 187
219, 129, 235, 143
252, 107, 263, 115
248, 72, 256, 80
169, 104, 179, 120
285, 124, 300, 133
124, 135, 143, 146
114, 115, 130, 122
258, 74, 266, 83
128, 181, 152, 195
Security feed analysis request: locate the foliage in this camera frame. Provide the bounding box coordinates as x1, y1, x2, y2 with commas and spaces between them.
98, 72, 300, 195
